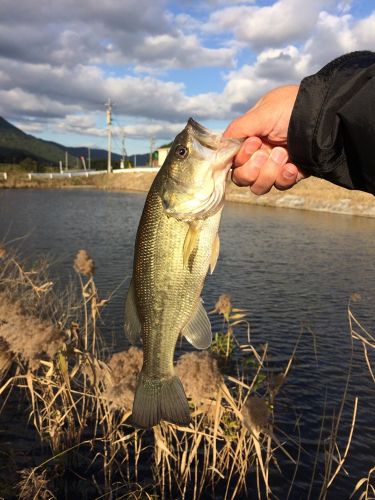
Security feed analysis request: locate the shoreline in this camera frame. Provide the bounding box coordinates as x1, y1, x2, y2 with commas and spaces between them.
1, 170, 375, 218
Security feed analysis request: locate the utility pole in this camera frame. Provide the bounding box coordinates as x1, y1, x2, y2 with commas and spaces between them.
88, 147, 91, 170
120, 129, 127, 169
149, 137, 155, 167
105, 98, 112, 173
65, 151, 68, 171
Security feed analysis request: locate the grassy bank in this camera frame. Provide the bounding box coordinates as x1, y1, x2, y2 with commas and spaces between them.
0, 250, 293, 498
1, 170, 375, 218
0, 248, 372, 499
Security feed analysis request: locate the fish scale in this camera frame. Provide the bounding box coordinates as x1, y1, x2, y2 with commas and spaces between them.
123, 118, 242, 428
136, 180, 220, 377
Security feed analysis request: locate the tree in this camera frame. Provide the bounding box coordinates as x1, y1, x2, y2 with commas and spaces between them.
19, 157, 38, 172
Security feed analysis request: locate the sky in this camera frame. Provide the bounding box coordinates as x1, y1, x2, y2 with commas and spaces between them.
0, 0, 374, 156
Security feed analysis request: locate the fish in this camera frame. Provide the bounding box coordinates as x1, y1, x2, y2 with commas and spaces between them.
124, 118, 242, 428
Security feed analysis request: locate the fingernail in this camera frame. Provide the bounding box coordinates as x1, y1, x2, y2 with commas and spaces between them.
283, 165, 297, 179
250, 151, 268, 168
270, 147, 288, 164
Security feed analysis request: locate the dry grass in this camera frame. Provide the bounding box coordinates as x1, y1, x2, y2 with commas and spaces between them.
349, 297, 375, 500
102, 347, 143, 412
176, 351, 223, 409
17, 468, 56, 500
0, 249, 372, 499
0, 293, 64, 370
0, 171, 157, 193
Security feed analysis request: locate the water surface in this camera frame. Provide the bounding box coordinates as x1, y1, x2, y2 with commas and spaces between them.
0, 188, 374, 497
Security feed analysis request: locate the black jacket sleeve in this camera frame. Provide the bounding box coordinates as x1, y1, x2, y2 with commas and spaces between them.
288, 51, 375, 195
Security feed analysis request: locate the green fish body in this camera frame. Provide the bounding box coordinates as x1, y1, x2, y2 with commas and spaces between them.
124, 118, 242, 428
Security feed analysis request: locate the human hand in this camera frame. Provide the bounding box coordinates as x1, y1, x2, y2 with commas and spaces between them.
224, 85, 308, 195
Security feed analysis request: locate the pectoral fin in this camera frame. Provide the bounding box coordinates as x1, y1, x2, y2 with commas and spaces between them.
124, 279, 141, 344
182, 299, 212, 349
183, 221, 201, 268
209, 233, 220, 274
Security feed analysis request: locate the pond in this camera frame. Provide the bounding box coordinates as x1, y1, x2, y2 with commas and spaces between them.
0, 188, 374, 497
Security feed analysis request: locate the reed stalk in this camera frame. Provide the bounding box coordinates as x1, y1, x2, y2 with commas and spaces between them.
0, 250, 371, 499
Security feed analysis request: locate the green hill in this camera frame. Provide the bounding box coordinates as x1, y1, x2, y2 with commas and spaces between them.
0, 117, 77, 167
0, 117, 161, 170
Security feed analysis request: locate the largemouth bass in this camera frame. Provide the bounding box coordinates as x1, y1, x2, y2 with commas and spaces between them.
124, 118, 242, 428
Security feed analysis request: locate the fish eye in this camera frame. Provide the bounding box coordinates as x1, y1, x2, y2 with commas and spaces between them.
175, 144, 189, 159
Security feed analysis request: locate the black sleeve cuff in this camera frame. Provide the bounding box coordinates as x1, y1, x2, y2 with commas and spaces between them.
287, 51, 375, 192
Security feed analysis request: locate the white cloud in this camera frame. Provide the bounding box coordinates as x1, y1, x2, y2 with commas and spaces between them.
303, 12, 356, 68
57, 114, 100, 134
0, 56, 232, 123
56, 114, 185, 141
216, 4, 375, 116
121, 122, 184, 140
353, 11, 375, 47
0, 0, 233, 70
205, 0, 333, 49
1, 0, 374, 152
13, 121, 45, 134
204, 0, 255, 4
301, 10, 375, 72
127, 33, 236, 70
220, 43, 317, 115
0, 87, 81, 118
255, 46, 310, 80
337, 0, 353, 14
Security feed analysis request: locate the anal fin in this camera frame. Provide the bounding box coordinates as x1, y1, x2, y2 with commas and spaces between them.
124, 279, 141, 345
182, 299, 212, 349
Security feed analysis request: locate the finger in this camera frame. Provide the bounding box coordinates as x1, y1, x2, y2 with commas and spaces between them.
274, 162, 299, 190
233, 136, 262, 167
250, 147, 288, 195
232, 150, 268, 187
223, 108, 261, 139
275, 164, 310, 190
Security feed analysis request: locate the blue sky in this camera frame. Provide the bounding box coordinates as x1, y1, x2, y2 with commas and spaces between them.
0, 0, 374, 156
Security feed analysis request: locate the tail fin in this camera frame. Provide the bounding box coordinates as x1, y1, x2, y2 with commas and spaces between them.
131, 371, 191, 429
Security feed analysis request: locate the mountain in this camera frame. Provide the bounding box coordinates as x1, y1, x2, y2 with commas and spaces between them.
0, 117, 151, 168
67, 147, 152, 168
0, 117, 77, 166
67, 146, 121, 161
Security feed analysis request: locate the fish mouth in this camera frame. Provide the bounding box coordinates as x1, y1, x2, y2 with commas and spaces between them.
162, 118, 243, 221
187, 118, 221, 151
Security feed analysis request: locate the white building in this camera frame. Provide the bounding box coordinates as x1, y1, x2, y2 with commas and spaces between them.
155, 147, 170, 167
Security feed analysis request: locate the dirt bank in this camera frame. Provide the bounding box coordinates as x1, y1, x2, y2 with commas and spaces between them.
226, 177, 375, 218
1, 170, 374, 218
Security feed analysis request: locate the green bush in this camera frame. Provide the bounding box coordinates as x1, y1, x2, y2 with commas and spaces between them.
19, 157, 38, 172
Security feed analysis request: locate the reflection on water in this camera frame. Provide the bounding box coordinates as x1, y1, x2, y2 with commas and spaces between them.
0, 188, 374, 496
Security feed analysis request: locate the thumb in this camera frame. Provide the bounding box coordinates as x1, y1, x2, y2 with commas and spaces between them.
223, 107, 264, 139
